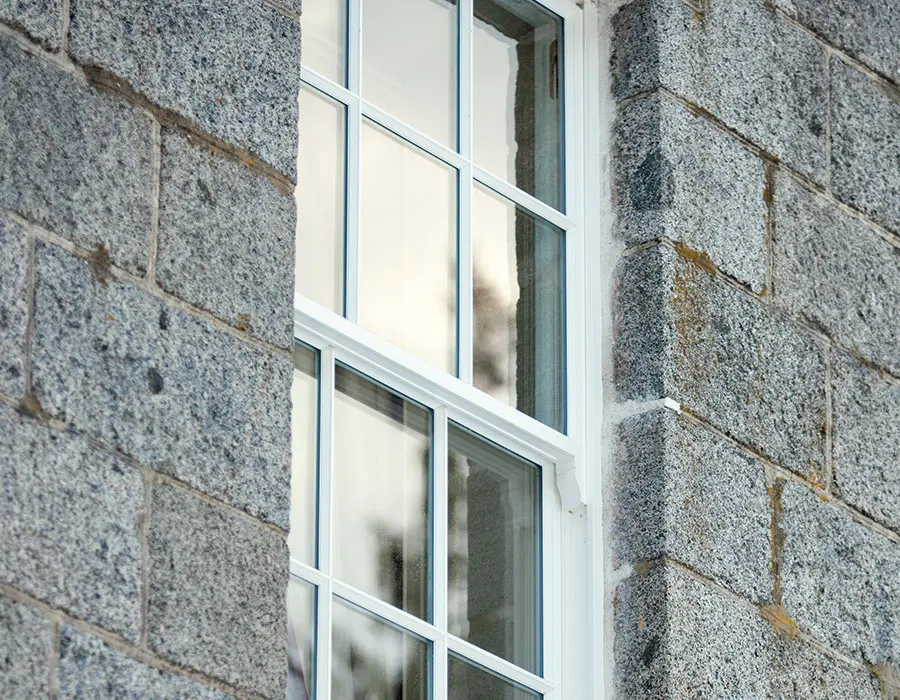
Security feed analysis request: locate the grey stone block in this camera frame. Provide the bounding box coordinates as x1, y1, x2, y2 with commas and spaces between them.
0, 214, 28, 397
0, 403, 143, 639
831, 58, 900, 234
614, 93, 767, 290
69, 0, 301, 179
58, 626, 232, 699
615, 564, 881, 699
614, 244, 827, 479
147, 484, 287, 699
832, 353, 900, 533
0, 598, 51, 699
773, 173, 900, 375
612, 0, 828, 181
612, 408, 771, 601
157, 130, 295, 347
31, 243, 292, 528
0, 0, 62, 47
781, 482, 900, 665
0, 35, 153, 273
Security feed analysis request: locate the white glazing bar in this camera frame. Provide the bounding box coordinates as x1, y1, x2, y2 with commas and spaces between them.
345, 0, 362, 321
447, 636, 553, 695
332, 580, 442, 642
433, 407, 449, 700
347, 0, 361, 92
473, 166, 572, 232
300, 67, 355, 107
290, 558, 329, 587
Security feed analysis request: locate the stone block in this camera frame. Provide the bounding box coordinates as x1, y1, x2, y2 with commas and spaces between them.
0, 214, 28, 397
612, 408, 771, 601
614, 244, 827, 479
830, 58, 900, 234
0, 35, 153, 273
781, 482, 900, 665
0, 598, 51, 699
0, 403, 143, 639
147, 484, 287, 699
0, 0, 61, 47
612, 0, 828, 181
157, 130, 294, 347
58, 626, 232, 699
30, 243, 292, 527
614, 93, 767, 290
69, 0, 301, 179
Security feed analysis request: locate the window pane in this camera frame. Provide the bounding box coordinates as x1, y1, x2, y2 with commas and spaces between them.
472, 184, 565, 431
296, 85, 345, 314
289, 343, 318, 565
474, 0, 563, 210
333, 365, 432, 620
448, 654, 541, 700
301, 0, 346, 84
360, 121, 457, 375
287, 578, 316, 700
332, 598, 430, 700
447, 424, 541, 674
362, 0, 458, 148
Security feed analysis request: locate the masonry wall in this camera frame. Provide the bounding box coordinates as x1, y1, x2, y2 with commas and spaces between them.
0, 1, 300, 697
609, 0, 900, 697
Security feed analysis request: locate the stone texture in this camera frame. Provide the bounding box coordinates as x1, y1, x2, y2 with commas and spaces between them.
830, 58, 900, 234
611, 0, 828, 181
614, 564, 881, 699
614, 244, 827, 479
0, 598, 51, 699
147, 484, 287, 699
613, 408, 770, 601
157, 130, 294, 347
0, 0, 61, 47
0, 403, 143, 640
30, 243, 292, 527
0, 214, 28, 397
58, 626, 232, 699
614, 93, 767, 290
781, 481, 900, 665
69, 0, 301, 179
0, 34, 153, 273
832, 353, 900, 533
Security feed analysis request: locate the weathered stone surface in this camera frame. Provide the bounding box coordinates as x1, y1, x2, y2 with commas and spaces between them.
0, 35, 153, 273
69, 0, 301, 179
614, 245, 827, 479
0, 403, 143, 639
830, 58, 900, 234
157, 130, 294, 347
147, 484, 287, 699
0, 0, 61, 47
614, 93, 767, 290
0, 214, 28, 397
31, 243, 292, 527
781, 482, 900, 665
615, 564, 881, 699
613, 408, 770, 601
612, 0, 828, 181
0, 598, 51, 699
58, 626, 232, 699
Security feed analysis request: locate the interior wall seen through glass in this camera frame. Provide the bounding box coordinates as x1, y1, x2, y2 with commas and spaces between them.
287, 578, 317, 700
289, 343, 319, 565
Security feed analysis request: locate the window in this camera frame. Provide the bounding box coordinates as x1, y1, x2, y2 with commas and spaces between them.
291, 0, 594, 698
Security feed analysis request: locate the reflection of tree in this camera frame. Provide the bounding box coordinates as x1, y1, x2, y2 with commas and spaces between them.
473, 267, 516, 402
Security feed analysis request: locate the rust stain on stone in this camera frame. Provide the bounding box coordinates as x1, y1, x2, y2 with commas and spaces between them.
760, 603, 799, 638
87, 244, 113, 288
768, 480, 785, 604
236, 314, 251, 332
675, 243, 718, 278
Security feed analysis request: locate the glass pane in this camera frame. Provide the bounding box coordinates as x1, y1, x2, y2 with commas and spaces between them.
360, 121, 457, 374
447, 424, 541, 674
332, 598, 430, 700
333, 365, 432, 620
287, 578, 316, 700
301, 0, 346, 84
362, 0, 458, 148
474, 0, 563, 210
296, 85, 345, 314
448, 654, 541, 700
472, 184, 565, 431
289, 343, 319, 565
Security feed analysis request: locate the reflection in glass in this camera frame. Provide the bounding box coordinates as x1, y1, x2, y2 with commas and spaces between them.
296, 85, 346, 314
447, 424, 541, 674
448, 654, 541, 700
360, 121, 457, 374
289, 343, 319, 565
472, 184, 565, 431
300, 0, 346, 84
287, 578, 316, 700
474, 0, 563, 210
362, 0, 457, 148
332, 598, 430, 700
333, 365, 432, 620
